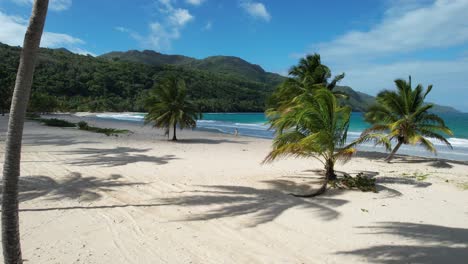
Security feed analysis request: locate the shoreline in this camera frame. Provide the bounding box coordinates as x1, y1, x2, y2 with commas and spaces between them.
30, 112, 468, 162
1, 114, 467, 263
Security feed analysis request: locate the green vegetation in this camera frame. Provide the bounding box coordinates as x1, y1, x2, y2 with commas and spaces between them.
457, 182, 468, 190
77, 121, 130, 136
402, 171, 430, 181
361, 76, 453, 162
0, 43, 459, 114
330, 173, 377, 192
28, 117, 129, 136
34, 118, 76, 127
99, 51, 284, 86
144, 77, 200, 141
0, 42, 281, 113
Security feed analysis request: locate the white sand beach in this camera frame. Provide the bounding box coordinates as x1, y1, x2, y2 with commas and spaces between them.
1, 114, 467, 263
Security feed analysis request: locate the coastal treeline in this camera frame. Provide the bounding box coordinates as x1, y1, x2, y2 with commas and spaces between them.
0, 42, 278, 114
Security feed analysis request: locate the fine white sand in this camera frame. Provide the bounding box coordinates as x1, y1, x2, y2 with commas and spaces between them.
0, 114, 467, 263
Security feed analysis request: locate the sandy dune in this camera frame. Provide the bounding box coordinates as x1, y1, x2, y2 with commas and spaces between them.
0, 114, 467, 263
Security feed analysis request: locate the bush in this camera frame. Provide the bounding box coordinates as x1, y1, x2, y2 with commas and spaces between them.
76, 120, 130, 136
330, 172, 377, 192
77, 121, 89, 129
40, 118, 76, 127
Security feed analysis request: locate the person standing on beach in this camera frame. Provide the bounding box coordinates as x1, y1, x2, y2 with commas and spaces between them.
234, 128, 239, 136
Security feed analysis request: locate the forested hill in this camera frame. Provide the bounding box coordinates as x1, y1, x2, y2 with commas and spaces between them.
0, 42, 283, 113
99, 51, 284, 86
0, 42, 460, 114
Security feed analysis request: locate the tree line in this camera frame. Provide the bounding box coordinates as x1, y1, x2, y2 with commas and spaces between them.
0, 42, 278, 115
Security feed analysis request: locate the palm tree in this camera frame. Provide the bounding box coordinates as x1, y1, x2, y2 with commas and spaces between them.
144, 77, 200, 141
268, 54, 345, 113
1, 1, 49, 263
362, 76, 453, 162
288, 53, 345, 90
264, 89, 356, 197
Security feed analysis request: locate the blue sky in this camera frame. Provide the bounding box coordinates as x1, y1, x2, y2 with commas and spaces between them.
1, 0, 467, 111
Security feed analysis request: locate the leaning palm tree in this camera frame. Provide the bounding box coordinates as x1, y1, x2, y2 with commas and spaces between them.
264, 89, 356, 197
362, 76, 453, 162
1, 1, 49, 263
144, 77, 200, 141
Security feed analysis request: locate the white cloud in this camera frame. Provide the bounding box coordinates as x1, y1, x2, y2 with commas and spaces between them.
118, 0, 195, 51
0, 11, 87, 52
315, 0, 468, 61
296, 0, 468, 111
11, 0, 72, 11
69, 47, 96, 57
240, 1, 271, 22
186, 0, 206, 6
114, 26, 130, 33
341, 57, 468, 111
143, 22, 180, 51
169, 8, 194, 27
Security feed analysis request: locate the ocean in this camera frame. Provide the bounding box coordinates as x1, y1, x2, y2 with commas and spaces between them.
95, 112, 468, 161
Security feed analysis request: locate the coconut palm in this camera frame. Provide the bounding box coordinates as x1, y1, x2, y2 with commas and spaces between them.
268, 54, 345, 113
144, 77, 200, 141
1, 1, 49, 263
288, 53, 345, 90
264, 89, 356, 197
362, 76, 453, 162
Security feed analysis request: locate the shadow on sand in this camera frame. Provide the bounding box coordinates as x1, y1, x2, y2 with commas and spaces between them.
22, 133, 98, 147
355, 151, 468, 169
173, 138, 248, 145
62, 147, 178, 167
338, 222, 468, 263
159, 180, 349, 227
0, 172, 145, 204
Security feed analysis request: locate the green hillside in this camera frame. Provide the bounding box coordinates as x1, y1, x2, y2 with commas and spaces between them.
0, 43, 460, 114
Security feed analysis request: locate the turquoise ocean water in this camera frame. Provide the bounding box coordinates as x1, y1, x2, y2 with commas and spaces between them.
95, 112, 468, 161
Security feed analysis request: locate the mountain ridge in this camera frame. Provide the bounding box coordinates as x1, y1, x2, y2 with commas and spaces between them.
0, 42, 461, 113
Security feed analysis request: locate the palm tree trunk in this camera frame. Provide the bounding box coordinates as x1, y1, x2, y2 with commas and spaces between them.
292, 160, 335, 198
172, 122, 177, 141
385, 140, 403, 162
1, 1, 49, 263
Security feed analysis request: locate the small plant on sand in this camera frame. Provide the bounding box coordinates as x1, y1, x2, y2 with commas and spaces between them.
457, 182, 468, 190
402, 171, 430, 181
329, 173, 377, 192
77, 121, 89, 129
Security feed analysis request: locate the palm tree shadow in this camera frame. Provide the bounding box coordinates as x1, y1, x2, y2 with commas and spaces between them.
0, 172, 145, 203
175, 138, 248, 145
22, 133, 98, 146
338, 222, 468, 263
159, 180, 348, 227
355, 151, 467, 168
63, 147, 178, 167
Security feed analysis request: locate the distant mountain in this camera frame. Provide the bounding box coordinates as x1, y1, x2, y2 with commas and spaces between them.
0, 42, 460, 114
99, 50, 284, 86
101, 50, 195, 67
335, 86, 459, 113
334, 86, 376, 112
100, 49, 459, 113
